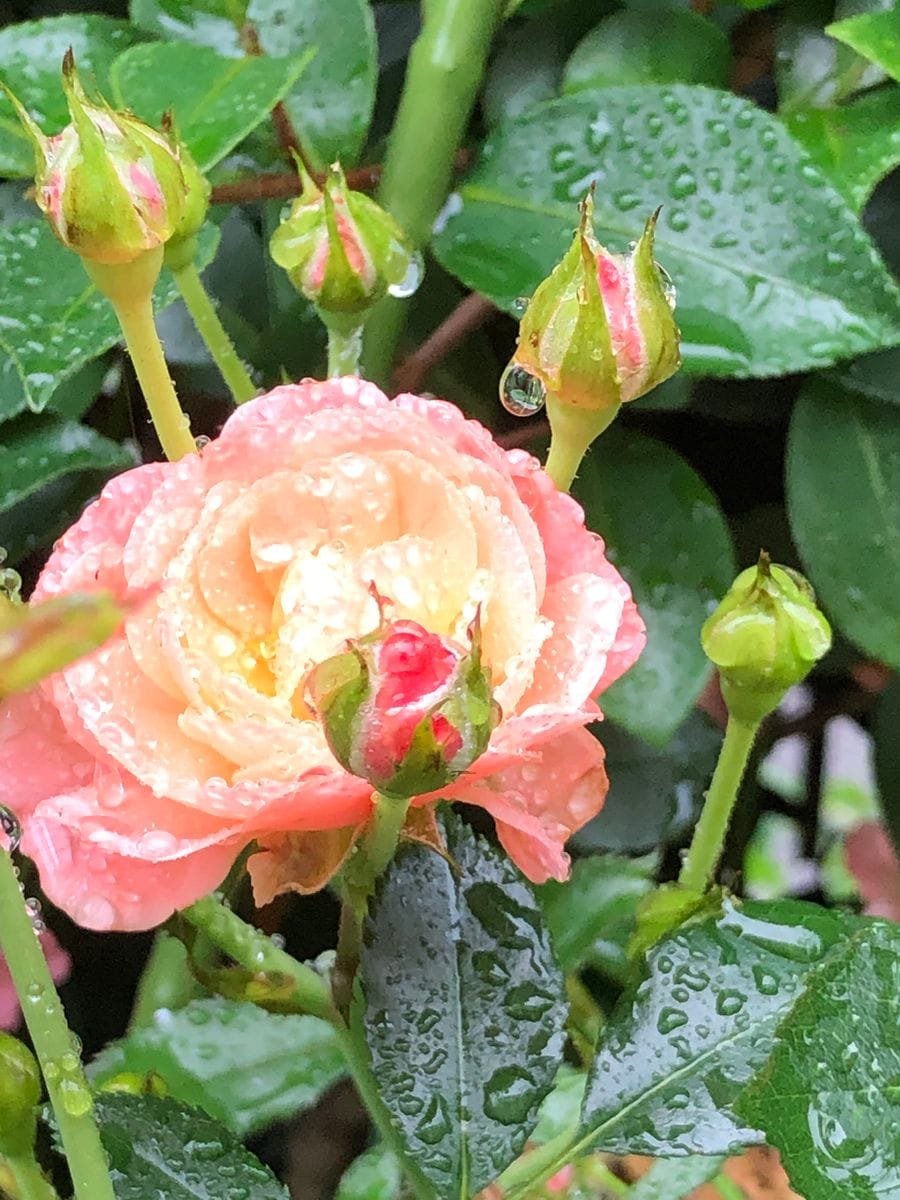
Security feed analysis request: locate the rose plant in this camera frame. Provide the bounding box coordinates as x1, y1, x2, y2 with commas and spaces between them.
0, 4, 898, 1200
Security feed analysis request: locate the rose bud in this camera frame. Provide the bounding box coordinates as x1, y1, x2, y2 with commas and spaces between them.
307, 615, 498, 799
3, 50, 185, 265
0, 1031, 41, 1158
502, 190, 680, 491
161, 112, 211, 273
702, 553, 832, 725
269, 161, 419, 317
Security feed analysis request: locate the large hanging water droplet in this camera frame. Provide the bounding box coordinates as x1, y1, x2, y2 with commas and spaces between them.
388, 251, 424, 298
500, 364, 546, 418
656, 261, 677, 310
0, 804, 21, 852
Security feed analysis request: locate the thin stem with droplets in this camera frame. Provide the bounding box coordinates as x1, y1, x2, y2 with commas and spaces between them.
0, 837, 115, 1200
171, 262, 257, 404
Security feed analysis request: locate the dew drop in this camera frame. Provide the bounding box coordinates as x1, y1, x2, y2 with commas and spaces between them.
511, 294, 531, 317
483, 1065, 537, 1126
657, 1007, 689, 1034
388, 251, 424, 299
0, 804, 22, 852
655, 262, 677, 309
499, 364, 546, 418
414, 1094, 452, 1144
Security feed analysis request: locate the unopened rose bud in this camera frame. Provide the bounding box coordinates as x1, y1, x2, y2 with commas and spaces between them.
0, 1032, 41, 1158
3, 50, 186, 265
502, 191, 680, 419
308, 616, 498, 798
702, 554, 832, 725
161, 113, 211, 272
0, 591, 125, 698
269, 161, 419, 317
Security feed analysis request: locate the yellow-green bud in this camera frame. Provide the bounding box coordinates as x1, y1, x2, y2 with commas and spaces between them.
161, 113, 211, 272
269, 161, 419, 317
2, 50, 186, 264
0, 1032, 41, 1158
702, 554, 832, 725
500, 191, 680, 419
0, 591, 124, 698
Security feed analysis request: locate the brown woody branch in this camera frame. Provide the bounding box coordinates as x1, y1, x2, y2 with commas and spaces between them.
391, 293, 497, 394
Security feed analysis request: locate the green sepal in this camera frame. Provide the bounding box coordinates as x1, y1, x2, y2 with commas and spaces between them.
631, 209, 681, 394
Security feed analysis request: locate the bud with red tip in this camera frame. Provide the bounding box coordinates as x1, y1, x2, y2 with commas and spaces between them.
269, 161, 419, 317
308, 615, 498, 798
3, 51, 186, 265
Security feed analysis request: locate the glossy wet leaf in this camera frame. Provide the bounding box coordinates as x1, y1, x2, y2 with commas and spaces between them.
575, 712, 722, 853
737, 923, 900, 1199
787, 378, 900, 671
0, 419, 134, 513
628, 1155, 726, 1199
355, 811, 566, 1199
88, 997, 346, 1138
577, 900, 865, 1156
93, 1092, 289, 1199
785, 89, 900, 211
574, 428, 734, 744
110, 41, 313, 173
336, 1146, 402, 1200
539, 854, 655, 979
432, 87, 900, 377
833, 346, 900, 407
828, 10, 900, 82
0, 15, 143, 177
246, 0, 377, 167
129, 0, 244, 55
0, 220, 219, 419
563, 11, 730, 92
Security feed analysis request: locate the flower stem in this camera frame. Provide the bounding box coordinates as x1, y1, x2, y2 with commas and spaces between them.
171, 263, 257, 404
179, 894, 338, 1024
678, 716, 759, 894
85, 250, 196, 461
543, 394, 620, 493
5, 1154, 59, 1200
0, 849, 115, 1200
322, 313, 364, 378
362, 0, 504, 383
128, 931, 201, 1033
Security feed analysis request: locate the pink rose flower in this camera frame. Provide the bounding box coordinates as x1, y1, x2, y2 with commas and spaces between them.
0, 379, 644, 931
0, 931, 70, 1030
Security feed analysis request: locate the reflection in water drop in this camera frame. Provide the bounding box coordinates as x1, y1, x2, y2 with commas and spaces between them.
0, 803, 21, 852
500, 364, 546, 418
388, 251, 424, 299
511, 294, 531, 318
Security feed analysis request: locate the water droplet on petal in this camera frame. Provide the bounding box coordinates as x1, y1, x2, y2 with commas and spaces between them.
500, 364, 546, 417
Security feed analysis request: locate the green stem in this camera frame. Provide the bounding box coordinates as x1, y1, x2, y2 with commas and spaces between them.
0, 849, 115, 1200
711, 1174, 746, 1200
496, 1127, 579, 1197
179, 895, 338, 1024
679, 716, 759, 894
172, 263, 256, 404
362, 0, 504, 383
85, 250, 196, 461
324, 319, 364, 378
5, 1154, 59, 1200
543, 395, 620, 493
128, 931, 201, 1033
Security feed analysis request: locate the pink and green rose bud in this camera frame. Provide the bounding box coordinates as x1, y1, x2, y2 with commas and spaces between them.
161, 113, 211, 272
307, 615, 498, 799
269, 161, 418, 317
702, 554, 832, 726
0, 1031, 41, 1158
2, 50, 186, 265
501, 191, 680, 418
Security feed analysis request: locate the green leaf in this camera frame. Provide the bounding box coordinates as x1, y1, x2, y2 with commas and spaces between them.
0, 419, 135, 515
833, 346, 900, 406
355, 811, 566, 1200
573, 427, 734, 744
785, 88, 900, 211
432, 87, 900, 377
787, 378, 900, 671
336, 1147, 402, 1200
531, 1067, 586, 1143
0, 15, 143, 177
575, 712, 722, 853
110, 41, 313, 173
0, 220, 219, 419
539, 854, 655, 978
577, 900, 866, 1157
563, 11, 730, 92
828, 11, 900, 82
94, 1091, 289, 1199
246, 0, 377, 167
736, 923, 900, 1199
129, 0, 244, 55
88, 997, 346, 1138
628, 1155, 726, 1199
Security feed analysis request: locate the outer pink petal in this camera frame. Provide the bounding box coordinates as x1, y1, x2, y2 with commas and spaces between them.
1, 931, 70, 1030
451, 728, 607, 883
